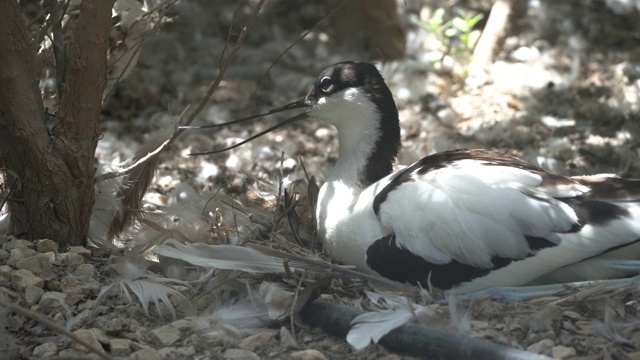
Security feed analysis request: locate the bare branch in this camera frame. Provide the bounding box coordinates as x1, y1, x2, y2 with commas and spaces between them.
103, 0, 266, 238
181, 0, 267, 129
255, 0, 347, 95
0, 297, 114, 360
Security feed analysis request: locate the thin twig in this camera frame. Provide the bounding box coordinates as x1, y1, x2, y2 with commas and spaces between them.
97, 0, 265, 185
182, 0, 266, 129
290, 270, 308, 338
0, 297, 114, 360
284, 190, 305, 246
102, 1, 176, 103
201, 188, 223, 218
275, 193, 303, 235
254, 0, 348, 95
271, 151, 285, 234
218, 0, 241, 66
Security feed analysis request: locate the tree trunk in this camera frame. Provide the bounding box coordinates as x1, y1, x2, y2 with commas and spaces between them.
0, 0, 115, 246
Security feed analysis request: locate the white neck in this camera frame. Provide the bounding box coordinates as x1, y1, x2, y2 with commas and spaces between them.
310, 88, 382, 189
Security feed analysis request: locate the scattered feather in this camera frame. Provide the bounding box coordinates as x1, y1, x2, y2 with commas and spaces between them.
347, 292, 436, 350
107, 121, 178, 240
97, 254, 188, 318
127, 201, 210, 252
105, 0, 173, 101
347, 309, 415, 350
190, 288, 276, 343
153, 239, 290, 273
249, 244, 415, 291
363, 290, 413, 309
208, 296, 273, 329
259, 282, 295, 320
444, 274, 640, 303
447, 293, 472, 331
591, 306, 638, 344
88, 177, 123, 248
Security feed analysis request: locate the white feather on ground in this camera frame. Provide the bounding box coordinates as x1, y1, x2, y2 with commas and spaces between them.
153, 239, 292, 273
190, 292, 275, 341
97, 254, 188, 318
347, 309, 416, 350
347, 291, 436, 350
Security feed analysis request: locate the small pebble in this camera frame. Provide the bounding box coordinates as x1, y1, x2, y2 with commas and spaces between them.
74, 264, 96, 281
279, 327, 298, 349
527, 338, 554, 355
24, 284, 45, 304
39, 292, 71, 315
314, 127, 331, 141
72, 309, 94, 330
71, 328, 103, 352
110, 338, 132, 356
67, 246, 91, 259
11, 269, 44, 291
146, 325, 181, 347
3, 239, 34, 251
0, 265, 13, 287
282, 158, 297, 171
237, 332, 274, 351
291, 349, 327, 360
65, 252, 85, 270
9, 247, 37, 265
159, 345, 197, 358
132, 348, 160, 360
552, 345, 576, 359
32, 342, 57, 358
223, 348, 260, 360
562, 310, 582, 320
36, 239, 59, 253
15, 253, 52, 275
170, 319, 191, 331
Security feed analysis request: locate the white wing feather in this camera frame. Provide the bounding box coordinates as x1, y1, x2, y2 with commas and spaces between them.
378, 164, 580, 268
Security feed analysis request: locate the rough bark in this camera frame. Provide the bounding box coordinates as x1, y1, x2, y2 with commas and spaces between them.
0, 0, 115, 246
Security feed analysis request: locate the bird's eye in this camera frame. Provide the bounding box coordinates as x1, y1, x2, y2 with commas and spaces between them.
320, 77, 333, 92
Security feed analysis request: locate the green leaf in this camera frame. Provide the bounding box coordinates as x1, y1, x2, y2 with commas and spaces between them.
467, 30, 482, 49
452, 17, 469, 32
431, 8, 446, 27
467, 14, 485, 28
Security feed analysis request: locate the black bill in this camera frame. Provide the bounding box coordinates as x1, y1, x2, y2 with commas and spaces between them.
180, 99, 310, 155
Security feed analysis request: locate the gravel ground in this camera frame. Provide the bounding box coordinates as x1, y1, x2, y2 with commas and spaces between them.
3, 1, 640, 359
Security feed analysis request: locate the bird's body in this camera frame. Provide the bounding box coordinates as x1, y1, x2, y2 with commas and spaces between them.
188, 61, 640, 292
318, 147, 640, 292
305, 62, 640, 292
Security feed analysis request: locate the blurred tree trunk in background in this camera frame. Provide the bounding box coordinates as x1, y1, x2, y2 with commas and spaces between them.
0, 0, 115, 246
331, 0, 406, 60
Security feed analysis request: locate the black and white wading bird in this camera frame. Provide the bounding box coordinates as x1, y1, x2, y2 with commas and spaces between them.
183, 61, 640, 293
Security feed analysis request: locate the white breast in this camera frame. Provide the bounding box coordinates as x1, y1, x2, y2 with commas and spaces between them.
316, 176, 392, 271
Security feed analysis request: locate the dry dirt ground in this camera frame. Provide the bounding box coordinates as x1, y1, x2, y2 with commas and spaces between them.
4, 0, 640, 359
